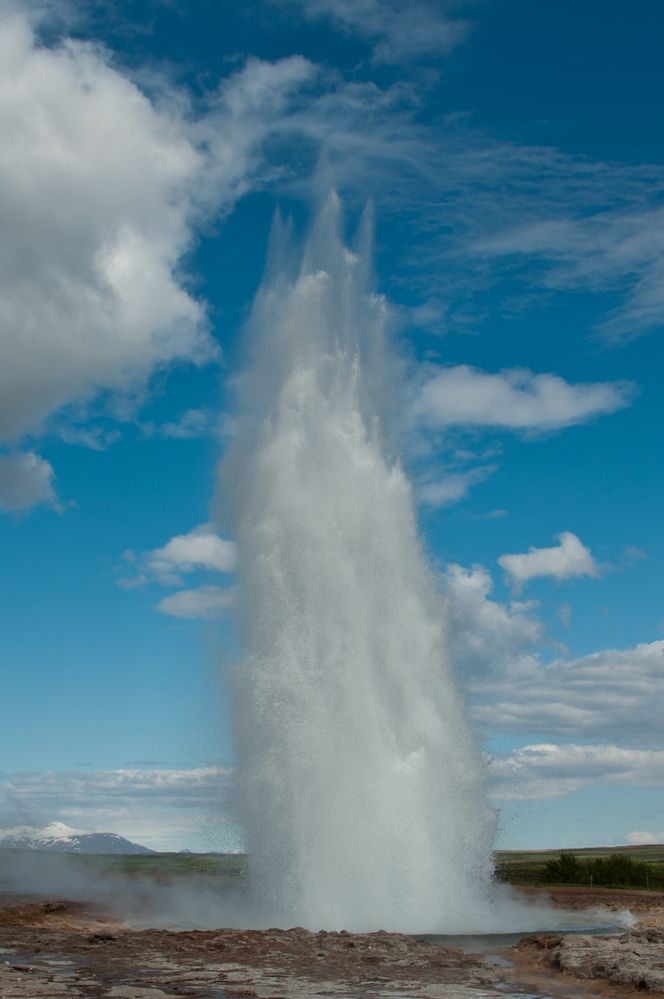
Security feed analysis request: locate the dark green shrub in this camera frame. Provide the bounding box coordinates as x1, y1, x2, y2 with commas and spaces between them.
543, 853, 582, 883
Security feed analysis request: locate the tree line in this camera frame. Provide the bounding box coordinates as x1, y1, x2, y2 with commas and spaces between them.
542, 852, 664, 889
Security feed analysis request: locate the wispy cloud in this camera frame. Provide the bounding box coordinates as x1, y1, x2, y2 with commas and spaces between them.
157, 585, 234, 620
276, 0, 471, 63
557, 603, 572, 629
472, 206, 664, 342
321, 115, 664, 344
418, 464, 496, 508
427, 135, 664, 343
142, 408, 230, 441
498, 531, 600, 591
490, 743, 664, 801
470, 639, 664, 744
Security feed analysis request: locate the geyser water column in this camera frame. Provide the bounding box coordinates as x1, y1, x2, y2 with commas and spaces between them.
219, 195, 496, 932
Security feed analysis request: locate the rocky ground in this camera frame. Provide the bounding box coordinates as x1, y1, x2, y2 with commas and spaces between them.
506, 887, 664, 996
0, 887, 662, 998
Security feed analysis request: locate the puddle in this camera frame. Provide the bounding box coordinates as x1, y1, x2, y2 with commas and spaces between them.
496, 993, 554, 999
484, 952, 512, 968
419, 921, 622, 954
417, 926, 628, 999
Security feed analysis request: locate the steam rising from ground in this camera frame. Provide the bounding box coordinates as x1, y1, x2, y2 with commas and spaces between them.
219, 195, 498, 932
0, 850, 635, 936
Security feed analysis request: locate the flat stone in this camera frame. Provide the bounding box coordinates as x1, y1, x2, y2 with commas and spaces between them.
551, 928, 664, 991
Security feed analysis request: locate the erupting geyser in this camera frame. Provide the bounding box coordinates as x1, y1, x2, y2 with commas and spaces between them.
220, 195, 497, 932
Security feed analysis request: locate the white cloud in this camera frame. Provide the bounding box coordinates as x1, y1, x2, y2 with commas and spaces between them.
157, 585, 234, 619
623, 545, 647, 565
119, 525, 236, 614
0, 10, 318, 446
54, 424, 122, 450
498, 531, 599, 590
0, 766, 232, 851
490, 743, 664, 801
418, 464, 496, 508
346, 117, 664, 343
277, 0, 470, 63
472, 208, 664, 342
0, 452, 57, 512
444, 559, 664, 744
558, 603, 572, 629
145, 408, 228, 440
0, 12, 208, 442
470, 639, 664, 743
627, 831, 663, 845
445, 563, 543, 676
410, 365, 633, 433
146, 524, 236, 583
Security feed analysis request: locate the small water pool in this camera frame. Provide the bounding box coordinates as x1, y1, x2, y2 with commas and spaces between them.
419, 920, 622, 954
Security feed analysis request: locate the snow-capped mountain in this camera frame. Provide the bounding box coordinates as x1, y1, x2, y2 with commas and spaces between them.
0, 821, 153, 854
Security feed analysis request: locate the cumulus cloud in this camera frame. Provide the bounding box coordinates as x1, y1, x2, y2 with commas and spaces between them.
157, 585, 234, 619
410, 365, 633, 433
0, 5, 462, 470
277, 0, 470, 63
0, 12, 208, 442
444, 560, 663, 745
498, 531, 599, 591
145, 524, 236, 584
119, 525, 236, 617
0, 10, 319, 447
489, 743, 664, 801
0, 766, 232, 851
120, 524, 235, 589
0, 452, 57, 512
470, 639, 664, 743
444, 563, 543, 676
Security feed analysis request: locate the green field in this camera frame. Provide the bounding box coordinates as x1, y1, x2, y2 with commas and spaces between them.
495, 843, 664, 888
0, 849, 247, 884
90, 852, 248, 878
2, 845, 663, 891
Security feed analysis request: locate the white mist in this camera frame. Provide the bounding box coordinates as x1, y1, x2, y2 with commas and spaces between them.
219, 195, 497, 932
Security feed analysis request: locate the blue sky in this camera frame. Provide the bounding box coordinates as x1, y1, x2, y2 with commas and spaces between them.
1, 0, 663, 851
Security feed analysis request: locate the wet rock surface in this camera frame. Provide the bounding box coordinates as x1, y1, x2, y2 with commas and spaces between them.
516, 927, 664, 993
2, 888, 664, 998
0, 894, 499, 997
557, 927, 664, 991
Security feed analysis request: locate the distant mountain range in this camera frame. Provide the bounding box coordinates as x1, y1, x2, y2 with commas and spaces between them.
0, 821, 153, 854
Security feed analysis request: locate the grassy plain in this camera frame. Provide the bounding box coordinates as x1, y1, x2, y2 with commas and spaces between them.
2, 844, 663, 889
495, 843, 664, 887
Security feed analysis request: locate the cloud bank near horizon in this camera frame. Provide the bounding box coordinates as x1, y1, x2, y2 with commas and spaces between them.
5, 724, 664, 851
